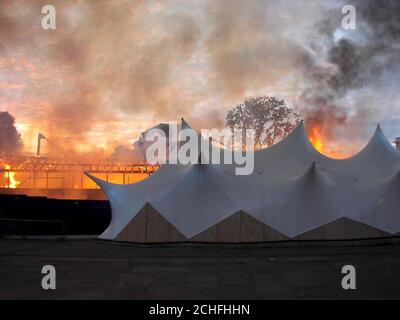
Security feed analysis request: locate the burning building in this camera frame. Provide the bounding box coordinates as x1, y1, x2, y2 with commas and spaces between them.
0, 155, 158, 200
0, 122, 186, 199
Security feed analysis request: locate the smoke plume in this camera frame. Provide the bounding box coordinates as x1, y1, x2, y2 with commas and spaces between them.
0, 0, 398, 157
299, 0, 400, 148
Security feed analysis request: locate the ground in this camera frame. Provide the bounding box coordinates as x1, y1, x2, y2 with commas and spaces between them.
1, 239, 400, 299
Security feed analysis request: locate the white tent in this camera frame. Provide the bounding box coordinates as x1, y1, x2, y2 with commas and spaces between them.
87, 120, 400, 242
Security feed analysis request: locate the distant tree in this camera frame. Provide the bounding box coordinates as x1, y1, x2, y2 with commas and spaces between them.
226, 96, 301, 149
0, 111, 23, 155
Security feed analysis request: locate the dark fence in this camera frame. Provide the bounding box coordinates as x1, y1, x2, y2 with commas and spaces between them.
0, 194, 111, 235
0, 218, 65, 237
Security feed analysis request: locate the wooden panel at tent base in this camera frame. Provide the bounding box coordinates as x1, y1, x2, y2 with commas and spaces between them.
293, 217, 390, 240
216, 212, 241, 242
190, 211, 288, 243
263, 224, 290, 241
240, 211, 264, 242
190, 225, 217, 242
115, 203, 187, 243
115, 211, 390, 243
114, 205, 147, 242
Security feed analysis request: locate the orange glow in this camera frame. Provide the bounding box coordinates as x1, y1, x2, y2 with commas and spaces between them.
309, 126, 324, 153
307, 125, 352, 159
3, 164, 20, 188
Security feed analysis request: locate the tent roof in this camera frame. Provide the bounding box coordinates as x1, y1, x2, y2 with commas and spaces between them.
87, 119, 400, 239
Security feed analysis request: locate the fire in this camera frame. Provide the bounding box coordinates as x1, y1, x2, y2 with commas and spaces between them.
307, 125, 352, 159
309, 126, 324, 153
3, 164, 20, 188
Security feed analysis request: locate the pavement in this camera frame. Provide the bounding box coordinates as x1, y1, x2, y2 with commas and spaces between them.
1, 239, 400, 299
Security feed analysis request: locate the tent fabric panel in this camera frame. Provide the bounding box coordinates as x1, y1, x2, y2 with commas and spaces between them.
150, 163, 241, 238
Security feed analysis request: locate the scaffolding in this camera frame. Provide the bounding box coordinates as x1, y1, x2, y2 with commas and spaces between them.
0, 156, 159, 189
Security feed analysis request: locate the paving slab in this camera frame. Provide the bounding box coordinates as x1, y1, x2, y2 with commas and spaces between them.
1, 239, 400, 299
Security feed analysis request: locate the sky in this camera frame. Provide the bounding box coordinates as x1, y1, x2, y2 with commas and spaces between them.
0, 0, 399, 158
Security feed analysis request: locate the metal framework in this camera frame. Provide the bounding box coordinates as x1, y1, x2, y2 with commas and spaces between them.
0, 156, 159, 189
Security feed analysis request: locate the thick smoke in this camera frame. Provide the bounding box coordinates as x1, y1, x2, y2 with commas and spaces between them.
300, 0, 400, 146
0, 0, 399, 157
203, 0, 304, 100
0, 0, 202, 155
0, 111, 22, 155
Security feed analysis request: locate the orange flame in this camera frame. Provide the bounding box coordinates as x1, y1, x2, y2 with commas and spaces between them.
307, 125, 352, 159
3, 164, 20, 188
308, 126, 324, 154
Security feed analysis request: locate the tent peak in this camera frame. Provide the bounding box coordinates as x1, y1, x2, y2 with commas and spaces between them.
197, 152, 209, 165
288, 119, 306, 136
84, 171, 110, 190
306, 161, 316, 174
256, 118, 319, 158
348, 123, 400, 163
181, 117, 192, 130
299, 161, 332, 186
294, 161, 318, 181
370, 123, 392, 145
84, 171, 98, 181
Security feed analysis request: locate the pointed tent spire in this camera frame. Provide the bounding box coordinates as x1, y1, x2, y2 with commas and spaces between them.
197, 151, 209, 165
84, 172, 112, 193
361, 169, 400, 234
150, 162, 240, 238
252, 160, 339, 238
178, 118, 200, 165
281, 120, 311, 147
84, 171, 133, 198
179, 117, 223, 165
301, 120, 336, 158
369, 123, 392, 149
306, 160, 316, 174
350, 123, 399, 164
293, 161, 322, 186
258, 119, 321, 159
181, 117, 191, 130
294, 120, 316, 149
